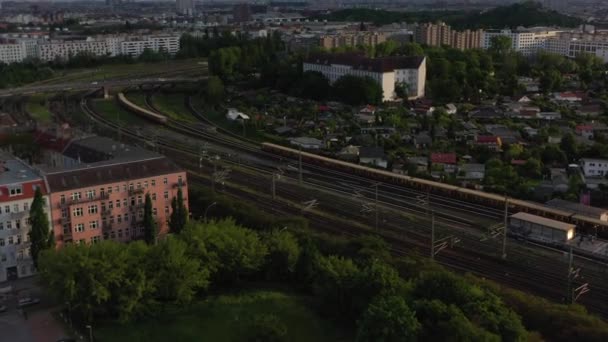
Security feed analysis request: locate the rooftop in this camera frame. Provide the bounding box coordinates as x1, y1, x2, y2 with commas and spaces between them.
305, 53, 425, 73
431, 153, 457, 164
45, 157, 182, 192
510, 212, 575, 232
0, 155, 42, 186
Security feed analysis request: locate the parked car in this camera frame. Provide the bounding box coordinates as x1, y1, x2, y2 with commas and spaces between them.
18, 297, 40, 307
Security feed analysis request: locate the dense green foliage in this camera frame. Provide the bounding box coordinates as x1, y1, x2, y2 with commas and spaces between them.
0, 61, 54, 89
28, 187, 53, 268
316, 2, 581, 29
333, 75, 383, 105
169, 187, 188, 234
142, 193, 157, 245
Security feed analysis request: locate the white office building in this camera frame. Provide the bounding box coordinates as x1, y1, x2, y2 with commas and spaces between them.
482, 28, 562, 56
0, 157, 51, 282
303, 53, 427, 101
580, 158, 608, 178
37, 38, 112, 62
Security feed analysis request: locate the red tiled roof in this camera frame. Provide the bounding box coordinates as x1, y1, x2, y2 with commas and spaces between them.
576, 125, 593, 133
34, 131, 71, 153
431, 153, 457, 164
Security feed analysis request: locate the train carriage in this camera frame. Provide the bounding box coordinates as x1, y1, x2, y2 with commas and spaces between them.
117, 92, 168, 124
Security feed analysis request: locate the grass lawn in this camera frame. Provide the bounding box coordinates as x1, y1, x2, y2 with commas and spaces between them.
95, 289, 348, 342
26, 95, 53, 123
30, 59, 208, 86
150, 93, 195, 122
91, 98, 149, 127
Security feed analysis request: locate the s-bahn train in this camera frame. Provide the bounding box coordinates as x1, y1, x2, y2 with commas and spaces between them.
261, 142, 608, 235
117, 92, 168, 124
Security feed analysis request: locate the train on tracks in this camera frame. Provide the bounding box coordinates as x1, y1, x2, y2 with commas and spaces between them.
261, 142, 608, 235
117, 92, 167, 124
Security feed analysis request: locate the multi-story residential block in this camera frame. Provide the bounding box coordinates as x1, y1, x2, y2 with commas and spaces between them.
0, 155, 51, 282
303, 53, 426, 101
414, 22, 482, 50
37, 38, 112, 62
580, 158, 608, 178
120, 35, 181, 56
0, 40, 26, 63
319, 32, 387, 50
45, 157, 187, 248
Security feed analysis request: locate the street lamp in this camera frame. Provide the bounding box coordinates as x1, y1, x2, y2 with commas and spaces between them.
86, 324, 93, 342
204, 202, 217, 223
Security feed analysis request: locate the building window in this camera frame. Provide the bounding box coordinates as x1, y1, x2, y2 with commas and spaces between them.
152, 193, 157, 201
89, 221, 98, 229
15, 220, 20, 230
63, 224, 70, 235
153, 208, 158, 216
123, 198, 127, 207
109, 216, 115, 224
115, 186, 119, 193
8, 236, 13, 244
124, 213, 129, 222
86, 190, 95, 199
144, 181, 148, 188
13, 204, 18, 212
6, 221, 12, 230
164, 206, 169, 215
137, 195, 143, 204
129, 183, 134, 191
60, 195, 66, 204
137, 182, 141, 189
164, 191, 169, 199
16, 235, 21, 244
123, 185, 127, 192
91, 236, 100, 244
107, 186, 113, 194
178, 176, 183, 185
100, 187, 105, 197
0, 239, 4, 247
73, 208, 83, 217
23, 202, 29, 211
163, 177, 168, 185
9, 186, 22, 196
74, 223, 85, 233
0, 222, 3, 230
151, 179, 156, 186
109, 201, 114, 209
117, 215, 122, 223
4, 205, 9, 213
88, 205, 98, 214
71, 192, 81, 201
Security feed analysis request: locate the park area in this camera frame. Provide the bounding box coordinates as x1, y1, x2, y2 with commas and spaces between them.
95, 289, 347, 342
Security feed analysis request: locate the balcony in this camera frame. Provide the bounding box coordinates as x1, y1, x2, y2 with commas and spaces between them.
61, 193, 110, 207
128, 188, 145, 196
173, 181, 187, 188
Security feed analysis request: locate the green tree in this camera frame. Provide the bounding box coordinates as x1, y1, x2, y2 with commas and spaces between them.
264, 229, 301, 280
206, 76, 225, 106
296, 71, 330, 101
356, 295, 420, 342
332, 75, 382, 105
143, 193, 157, 245
489, 36, 513, 58
560, 132, 578, 162
169, 187, 188, 234
148, 237, 209, 305
29, 187, 53, 268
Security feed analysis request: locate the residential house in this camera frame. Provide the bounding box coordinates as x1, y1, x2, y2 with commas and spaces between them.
360, 127, 397, 139
469, 107, 503, 120
575, 104, 603, 117
575, 124, 594, 140
289, 137, 324, 150
457, 163, 485, 180
430, 153, 457, 173
475, 135, 502, 151
226, 108, 250, 121
413, 132, 432, 148
554, 91, 584, 102
538, 112, 561, 121
406, 156, 429, 173
338, 145, 359, 162
359, 147, 388, 169
580, 158, 608, 178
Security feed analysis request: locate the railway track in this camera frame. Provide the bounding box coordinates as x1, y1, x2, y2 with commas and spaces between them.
84, 94, 608, 317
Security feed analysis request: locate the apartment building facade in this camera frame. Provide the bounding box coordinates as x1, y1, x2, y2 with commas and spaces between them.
482, 28, 562, 56
45, 157, 187, 248
0, 157, 51, 282
580, 158, 608, 178
319, 32, 387, 50
414, 22, 482, 50
304, 53, 426, 101
0, 41, 27, 64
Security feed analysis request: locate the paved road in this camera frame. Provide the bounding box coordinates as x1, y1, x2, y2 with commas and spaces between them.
0, 76, 207, 97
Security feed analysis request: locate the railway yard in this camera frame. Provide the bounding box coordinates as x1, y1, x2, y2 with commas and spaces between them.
55, 83, 608, 318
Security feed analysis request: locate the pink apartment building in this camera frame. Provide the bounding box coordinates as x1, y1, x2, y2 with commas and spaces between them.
44, 157, 187, 248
